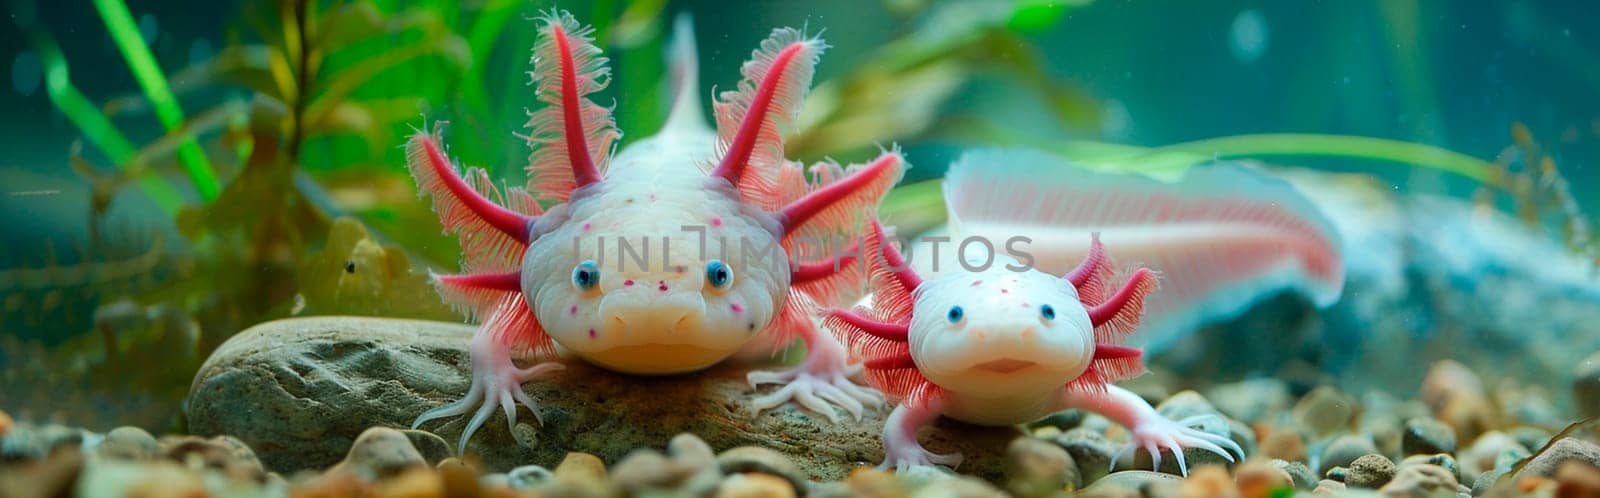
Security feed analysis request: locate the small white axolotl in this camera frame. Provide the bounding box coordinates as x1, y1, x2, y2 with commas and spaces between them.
822, 216, 1244, 473
403, 11, 897, 452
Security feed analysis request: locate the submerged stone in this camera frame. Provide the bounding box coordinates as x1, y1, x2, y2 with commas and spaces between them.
186, 316, 1010, 480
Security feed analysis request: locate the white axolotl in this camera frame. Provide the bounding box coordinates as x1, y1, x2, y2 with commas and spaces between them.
404, 11, 896, 452
823, 214, 1244, 473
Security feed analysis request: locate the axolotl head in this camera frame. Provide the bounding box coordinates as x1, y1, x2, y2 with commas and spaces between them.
907, 255, 1099, 397
522, 181, 790, 375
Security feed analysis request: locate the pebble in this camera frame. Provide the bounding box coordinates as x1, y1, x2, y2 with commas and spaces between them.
1377, 463, 1466, 497
1399, 453, 1459, 482
1260, 428, 1307, 463
1555, 460, 1600, 498
1346, 454, 1396, 488
1311, 479, 1346, 496
1420, 360, 1485, 410
1510, 426, 1554, 454
555, 451, 607, 482
1052, 428, 1115, 484
96, 426, 157, 461
1004, 436, 1080, 496
1518, 438, 1600, 479
1031, 410, 1084, 432
0, 410, 10, 437
1176, 464, 1237, 498
910, 475, 1007, 498
1155, 390, 1221, 421
1578, 352, 1600, 419
1319, 434, 1378, 475
716, 472, 797, 498
79, 460, 205, 498
1292, 386, 1355, 437
161, 435, 266, 482
1272, 459, 1318, 490
717, 445, 807, 493
374, 467, 445, 497
399, 429, 450, 466
1496, 383, 1563, 427
326, 427, 426, 481
611, 448, 679, 490
436, 459, 480, 497
1206, 378, 1291, 424
1437, 392, 1495, 445
1234, 459, 1293, 498
1459, 431, 1528, 484
845, 468, 905, 498
507, 464, 554, 489
1400, 417, 1456, 455
1080, 470, 1182, 497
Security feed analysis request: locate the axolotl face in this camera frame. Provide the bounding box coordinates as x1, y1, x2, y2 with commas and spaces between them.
906, 254, 1096, 397
521, 177, 791, 375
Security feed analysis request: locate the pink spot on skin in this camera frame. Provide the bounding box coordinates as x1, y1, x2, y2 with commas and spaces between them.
730, 303, 744, 314
674, 265, 686, 274
710, 217, 723, 227
569, 305, 578, 316
971, 280, 983, 287
1001, 288, 1009, 294
588, 328, 597, 339
658, 281, 668, 292
623, 279, 634, 286
582, 222, 592, 232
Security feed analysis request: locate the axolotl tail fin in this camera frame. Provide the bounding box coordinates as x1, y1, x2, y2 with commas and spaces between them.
941, 148, 1344, 354
660, 13, 710, 135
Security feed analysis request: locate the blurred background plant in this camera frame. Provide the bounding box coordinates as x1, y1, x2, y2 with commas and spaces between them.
1, 0, 1595, 429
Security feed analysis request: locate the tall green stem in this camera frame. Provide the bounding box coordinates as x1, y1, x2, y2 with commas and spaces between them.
92, 0, 221, 201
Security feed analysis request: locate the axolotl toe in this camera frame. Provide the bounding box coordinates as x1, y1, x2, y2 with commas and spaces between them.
403, 11, 903, 452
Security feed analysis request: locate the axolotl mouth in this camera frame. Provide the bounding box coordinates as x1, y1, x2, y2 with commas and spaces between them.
972, 358, 1039, 374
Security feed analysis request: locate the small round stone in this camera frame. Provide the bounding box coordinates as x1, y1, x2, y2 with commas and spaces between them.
1318, 434, 1377, 475
716, 472, 796, 498
1509, 426, 1554, 454
1052, 428, 1115, 484
1401, 417, 1457, 455
1080, 470, 1182, 497
1206, 378, 1291, 424
1004, 436, 1080, 496
1555, 461, 1600, 498
1438, 393, 1495, 445
1260, 428, 1306, 463
508, 464, 554, 489
0, 410, 11, 437
1292, 386, 1354, 437
669, 433, 716, 467
1175, 465, 1235, 498
555, 452, 607, 482
1234, 459, 1294, 498
1271, 459, 1317, 490
1155, 390, 1220, 421
610, 449, 678, 490
1400, 453, 1459, 482
1378, 463, 1465, 496
1030, 410, 1084, 432
1345, 454, 1396, 488
716, 446, 806, 493
1460, 431, 1528, 484
328, 427, 426, 480
97, 426, 157, 461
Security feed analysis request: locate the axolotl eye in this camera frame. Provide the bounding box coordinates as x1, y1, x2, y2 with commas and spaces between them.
705, 259, 733, 288
1040, 304, 1056, 321
572, 260, 600, 291
946, 305, 964, 323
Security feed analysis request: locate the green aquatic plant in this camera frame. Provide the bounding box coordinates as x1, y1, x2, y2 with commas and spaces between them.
91, 0, 221, 201
1477, 123, 1597, 267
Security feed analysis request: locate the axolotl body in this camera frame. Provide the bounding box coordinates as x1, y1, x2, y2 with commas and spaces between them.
405, 11, 897, 451
825, 214, 1243, 473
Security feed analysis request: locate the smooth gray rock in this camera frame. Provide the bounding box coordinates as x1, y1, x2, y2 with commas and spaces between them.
1515, 437, 1600, 479
185, 317, 1012, 480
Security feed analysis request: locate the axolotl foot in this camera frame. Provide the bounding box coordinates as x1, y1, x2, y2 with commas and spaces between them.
412, 333, 564, 454
1110, 414, 1245, 476
747, 331, 885, 422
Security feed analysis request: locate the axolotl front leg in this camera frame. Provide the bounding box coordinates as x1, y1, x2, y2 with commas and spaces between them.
1059, 384, 1244, 473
